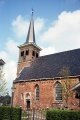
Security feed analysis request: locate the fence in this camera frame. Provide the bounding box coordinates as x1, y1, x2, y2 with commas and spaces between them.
22, 109, 46, 120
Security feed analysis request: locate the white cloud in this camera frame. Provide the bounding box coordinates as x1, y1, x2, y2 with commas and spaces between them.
40, 47, 56, 56
12, 15, 45, 39
41, 10, 80, 52
0, 51, 8, 62
1, 10, 80, 94
5, 38, 18, 59
12, 15, 29, 38
0, 39, 18, 94
4, 60, 17, 93
35, 18, 45, 35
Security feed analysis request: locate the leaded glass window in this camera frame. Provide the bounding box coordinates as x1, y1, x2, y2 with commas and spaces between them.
55, 82, 62, 101
35, 85, 39, 100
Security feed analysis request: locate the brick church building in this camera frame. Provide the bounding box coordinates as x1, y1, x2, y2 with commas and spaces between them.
12, 11, 80, 110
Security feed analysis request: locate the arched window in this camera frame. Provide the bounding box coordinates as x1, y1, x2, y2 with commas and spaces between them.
26, 49, 29, 55
35, 85, 39, 100
55, 82, 62, 101
21, 51, 24, 56
36, 53, 39, 58
32, 51, 35, 56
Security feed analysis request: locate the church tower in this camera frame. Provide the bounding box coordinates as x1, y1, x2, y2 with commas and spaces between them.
17, 10, 41, 76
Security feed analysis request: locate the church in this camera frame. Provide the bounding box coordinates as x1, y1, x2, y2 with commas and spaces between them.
12, 11, 80, 110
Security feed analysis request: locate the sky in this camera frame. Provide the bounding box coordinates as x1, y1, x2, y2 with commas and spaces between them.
0, 0, 80, 94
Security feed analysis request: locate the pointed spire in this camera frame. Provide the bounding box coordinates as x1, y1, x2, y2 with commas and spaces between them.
26, 9, 36, 44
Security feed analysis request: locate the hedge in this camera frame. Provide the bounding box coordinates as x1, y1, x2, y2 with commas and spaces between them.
46, 109, 80, 120
0, 106, 22, 120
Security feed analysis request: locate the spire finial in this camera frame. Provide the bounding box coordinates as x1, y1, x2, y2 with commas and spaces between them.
25, 9, 35, 44
31, 8, 34, 17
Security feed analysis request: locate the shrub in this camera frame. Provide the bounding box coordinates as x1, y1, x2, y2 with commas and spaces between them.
0, 106, 22, 120
46, 109, 80, 120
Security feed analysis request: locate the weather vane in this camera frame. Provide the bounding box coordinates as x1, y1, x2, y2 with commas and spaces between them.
31, 8, 34, 16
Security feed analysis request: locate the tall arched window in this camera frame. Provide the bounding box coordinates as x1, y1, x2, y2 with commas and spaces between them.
55, 82, 62, 101
35, 85, 39, 100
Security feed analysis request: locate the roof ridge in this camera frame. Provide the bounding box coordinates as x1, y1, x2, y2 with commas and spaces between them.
39, 48, 80, 58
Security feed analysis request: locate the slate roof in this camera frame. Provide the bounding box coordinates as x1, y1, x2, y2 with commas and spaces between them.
15, 48, 80, 82
71, 82, 80, 91
0, 59, 5, 65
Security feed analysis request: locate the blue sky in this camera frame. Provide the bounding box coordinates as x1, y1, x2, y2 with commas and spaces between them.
0, 0, 80, 94
0, 0, 80, 47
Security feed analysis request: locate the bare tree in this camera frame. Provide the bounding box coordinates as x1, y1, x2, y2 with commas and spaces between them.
60, 66, 73, 108
0, 64, 7, 96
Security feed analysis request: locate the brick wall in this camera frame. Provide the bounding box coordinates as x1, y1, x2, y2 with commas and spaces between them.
13, 78, 79, 110
17, 44, 40, 76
